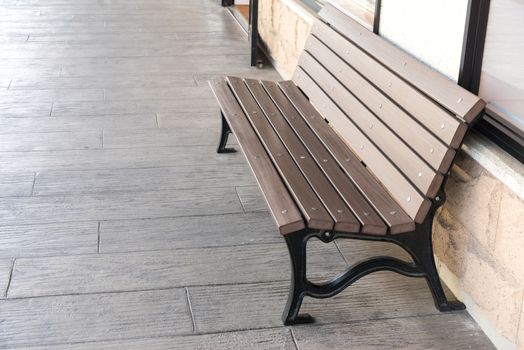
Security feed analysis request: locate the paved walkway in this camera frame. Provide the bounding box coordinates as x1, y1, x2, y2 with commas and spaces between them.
0, 0, 494, 348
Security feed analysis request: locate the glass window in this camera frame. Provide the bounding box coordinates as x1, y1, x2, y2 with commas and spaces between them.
378, 0, 469, 81
301, 0, 377, 29
478, 0, 524, 149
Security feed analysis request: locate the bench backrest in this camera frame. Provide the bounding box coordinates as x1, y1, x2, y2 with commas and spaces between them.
293, 3, 485, 223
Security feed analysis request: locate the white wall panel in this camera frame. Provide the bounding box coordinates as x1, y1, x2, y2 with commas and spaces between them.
379, 0, 468, 81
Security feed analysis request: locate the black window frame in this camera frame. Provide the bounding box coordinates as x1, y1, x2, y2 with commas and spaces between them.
459, 0, 524, 162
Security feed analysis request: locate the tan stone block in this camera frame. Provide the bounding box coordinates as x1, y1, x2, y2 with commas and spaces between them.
433, 207, 470, 278
518, 297, 524, 350
493, 188, 524, 284
259, 0, 313, 78
463, 249, 522, 341
446, 166, 502, 251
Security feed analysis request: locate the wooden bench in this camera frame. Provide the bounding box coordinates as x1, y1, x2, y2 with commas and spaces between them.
209, 3, 486, 326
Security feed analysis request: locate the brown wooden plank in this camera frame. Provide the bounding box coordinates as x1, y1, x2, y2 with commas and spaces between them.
278, 80, 417, 233
297, 53, 443, 198
244, 78, 361, 233
318, 4, 486, 123
209, 78, 305, 235
260, 80, 387, 235
225, 76, 334, 231
310, 21, 468, 150
305, 34, 457, 174
289, 70, 431, 224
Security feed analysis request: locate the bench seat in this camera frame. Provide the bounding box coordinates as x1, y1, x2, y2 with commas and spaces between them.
211, 77, 415, 235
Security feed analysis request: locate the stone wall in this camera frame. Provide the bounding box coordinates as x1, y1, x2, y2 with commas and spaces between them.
258, 1, 524, 349
258, 0, 312, 79
434, 133, 524, 348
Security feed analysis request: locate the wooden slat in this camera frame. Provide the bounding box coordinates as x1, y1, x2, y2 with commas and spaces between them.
224, 76, 334, 231
310, 21, 468, 149
260, 80, 387, 235
319, 4, 486, 123
305, 33, 457, 173
278, 80, 416, 233
298, 54, 443, 198
291, 70, 431, 223
244, 79, 362, 233
209, 78, 305, 235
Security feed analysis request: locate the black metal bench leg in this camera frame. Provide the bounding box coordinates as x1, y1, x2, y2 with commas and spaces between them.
399, 217, 466, 312
217, 112, 236, 154
282, 230, 316, 325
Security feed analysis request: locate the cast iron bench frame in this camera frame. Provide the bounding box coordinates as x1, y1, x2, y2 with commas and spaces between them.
210, 3, 486, 326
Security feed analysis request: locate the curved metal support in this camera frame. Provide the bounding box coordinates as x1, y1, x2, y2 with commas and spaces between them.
394, 214, 465, 312
282, 213, 465, 325
306, 257, 423, 299
282, 230, 315, 325
217, 112, 236, 153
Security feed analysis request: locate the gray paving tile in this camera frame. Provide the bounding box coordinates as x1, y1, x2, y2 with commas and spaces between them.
100, 212, 280, 253
292, 314, 495, 350
335, 239, 412, 265
155, 112, 237, 142
156, 111, 225, 129
144, 41, 250, 57
0, 45, 149, 59
104, 86, 213, 101
34, 163, 254, 195
0, 114, 157, 134
8, 240, 345, 297
58, 55, 248, 77
103, 127, 227, 148
1, 88, 104, 102
0, 186, 243, 227
0, 131, 102, 151
0, 101, 52, 118
7, 328, 296, 350
0, 221, 98, 259
0, 289, 192, 348
0, 35, 27, 42
52, 98, 217, 117
0, 172, 34, 197
236, 185, 267, 213
0, 145, 244, 172
10, 74, 197, 90
189, 273, 441, 334
0, 61, 59, 78
0, 259, 13, 297
26, 30, 245, 43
